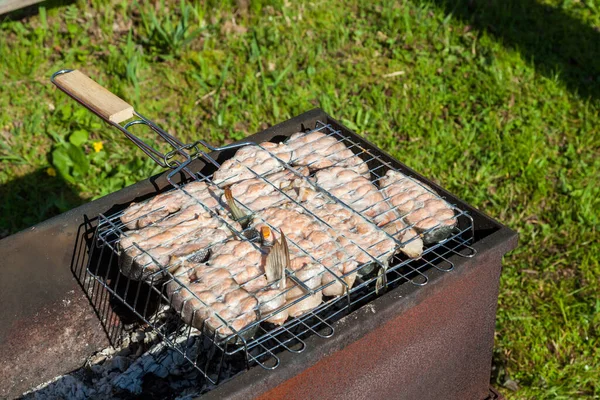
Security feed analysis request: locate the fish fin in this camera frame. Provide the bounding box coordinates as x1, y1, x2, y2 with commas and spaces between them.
375, 265, 387, 295
265, 231, 289, 289
264, 239, 281, 285
224, 188, 249, 224
279, 231, 290, 289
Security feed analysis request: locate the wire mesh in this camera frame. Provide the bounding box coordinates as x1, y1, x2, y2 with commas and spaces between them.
85, 120, 477, 385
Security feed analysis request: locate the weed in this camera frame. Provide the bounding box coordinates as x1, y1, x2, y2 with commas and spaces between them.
139, 0, 205, 60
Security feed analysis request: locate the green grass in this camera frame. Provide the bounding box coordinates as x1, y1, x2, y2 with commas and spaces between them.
1, 0, 599, 398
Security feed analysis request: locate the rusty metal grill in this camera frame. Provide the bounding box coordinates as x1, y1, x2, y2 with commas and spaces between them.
52, 69, 476, 386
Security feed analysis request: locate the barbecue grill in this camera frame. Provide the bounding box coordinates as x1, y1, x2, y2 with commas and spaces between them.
0, 70, 517, 399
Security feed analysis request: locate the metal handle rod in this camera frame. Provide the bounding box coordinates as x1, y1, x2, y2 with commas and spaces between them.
51, 69, 252, 179
51, 69, 176, 168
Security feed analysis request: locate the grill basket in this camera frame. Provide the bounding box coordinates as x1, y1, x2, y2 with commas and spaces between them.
53, 69, 476, 385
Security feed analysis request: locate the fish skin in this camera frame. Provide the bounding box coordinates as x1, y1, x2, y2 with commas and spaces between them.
254, 289, 288, 325
285, 258, 324, 318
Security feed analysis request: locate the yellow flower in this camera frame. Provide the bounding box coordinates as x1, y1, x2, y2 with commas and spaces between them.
93, 141, 104, 153
47, 167, 57, 177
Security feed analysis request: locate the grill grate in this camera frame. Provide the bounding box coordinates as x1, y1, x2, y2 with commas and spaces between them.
86, 120, 475, 384
52, 68, 475, 387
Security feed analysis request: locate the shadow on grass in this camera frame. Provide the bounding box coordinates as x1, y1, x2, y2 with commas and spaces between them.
431, 0, 600, 101
0, 168, 84, 238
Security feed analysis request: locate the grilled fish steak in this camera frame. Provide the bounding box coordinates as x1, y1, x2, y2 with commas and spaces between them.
212, 142, 293, 187
120, 181, 223, 230
167, 236, 291, 339
379, 170, 457, 244
119, 208, 240, 281
286, 131, 370, 177
312, 167, 424, 258
224, 168, 310, 214
167, 261, 258, 340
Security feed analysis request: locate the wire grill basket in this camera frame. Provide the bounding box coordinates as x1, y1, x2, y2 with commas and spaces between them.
53, 69, 476, 385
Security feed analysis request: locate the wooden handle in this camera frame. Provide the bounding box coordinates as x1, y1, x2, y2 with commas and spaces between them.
53, 70, 134, 124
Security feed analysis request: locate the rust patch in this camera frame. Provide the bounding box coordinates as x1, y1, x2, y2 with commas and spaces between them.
0, 289, 109, 398
253, 255, 501, 400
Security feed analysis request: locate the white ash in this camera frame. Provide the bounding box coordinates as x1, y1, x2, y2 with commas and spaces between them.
21, 310, 215, 400
111, 334, 201, 394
